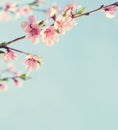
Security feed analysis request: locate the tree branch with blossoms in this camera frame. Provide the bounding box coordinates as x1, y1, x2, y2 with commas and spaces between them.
3, 1, 118, 46
0, 0, 46, 21
0, 1, 118, 91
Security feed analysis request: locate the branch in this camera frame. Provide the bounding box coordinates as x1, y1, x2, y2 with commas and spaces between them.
0, 74, 30, 81
1, 46, 34, 55
74, 2, 118, 18
8, 47, 33, 55
0, 0, 46, 14
6, 35, 25, 45
4, 2, 118, 46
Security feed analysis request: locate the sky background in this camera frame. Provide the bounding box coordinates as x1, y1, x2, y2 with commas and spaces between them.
0, 0, 118, 130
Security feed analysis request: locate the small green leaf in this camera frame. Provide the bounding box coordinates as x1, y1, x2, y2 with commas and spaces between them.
20, 73, 27, 80
29, 2, 36, 7
75, 7, 86, 16
20, 73, 31, 80
38, 20, 44, 26
0, 42, 7, 47
37, 58, 44, 65
63, 10, 70, 17
79, 7, 86, 14
55, 29, 60, 34
1, 78, 9, 81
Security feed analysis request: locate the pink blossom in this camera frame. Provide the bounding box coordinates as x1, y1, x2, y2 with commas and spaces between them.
13, 79, 22, 87
35, 0, 42, 3
21, 16, 41, 44
16, 5, 32, 18
47, 4, 59, 17
5, 2, 17, 12
0, 83, 7, 91
6, 63, 15, 72
103, 6, 117, 18
54, 15, 77, 34
41, 26, 59, 46
0, 12, 11, 22
23, 55, 42, 71
4, 49, 17, 62
64, 2, 81, 12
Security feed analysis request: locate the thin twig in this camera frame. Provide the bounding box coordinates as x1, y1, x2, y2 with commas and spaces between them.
0, 46, 33, 55
5, 2, 118, 46
0, 75, 30, 81
8, 47, 33, 55
6, 36, 25, 45
74, 2, 118, 18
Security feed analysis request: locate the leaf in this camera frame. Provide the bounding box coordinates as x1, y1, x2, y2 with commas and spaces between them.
20, 73, 31, 80
37, 57, 43, 65
78, 7, 86, 14
55, 29, 60, 34
38, 20, 44, 26
29, 2, 36, 7
63, 10, 71, 17
1, 78, 9, 81
75, 7, 86, 17
20, 73, 27, 80
0, 42, 7, 47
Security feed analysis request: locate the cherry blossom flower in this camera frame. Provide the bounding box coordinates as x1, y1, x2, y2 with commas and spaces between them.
23, 55, 42, 71
6, 63, 15, 72
103, 6, 117, 18
0, 83, 8, 91
4, 49, 17, 62
0, 11, 11, 22
41, 26, 59, 46
35, 0, 43, 3
64, 1, 81, 12
16, 5, 32, 18
54, 15, 77, 34
5, 2, 17, 12
21, 16, 41, 44
13, 79, 22, 87
47, 4, 59, 17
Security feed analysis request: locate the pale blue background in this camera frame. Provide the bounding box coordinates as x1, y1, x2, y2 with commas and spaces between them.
0, 0, 118, 130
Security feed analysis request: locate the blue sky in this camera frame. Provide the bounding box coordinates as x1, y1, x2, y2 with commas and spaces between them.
0, 0, 118, 130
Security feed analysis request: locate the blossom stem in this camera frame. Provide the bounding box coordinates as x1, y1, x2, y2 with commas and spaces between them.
0, 46, 33, 55
0, 75, 30, 81
73, 2, 118, 18
0, 0, 45, 14
6, 35, 25, 45
4, 2, 118, 45
7, 47, 33, 55
0, 76, 19, 81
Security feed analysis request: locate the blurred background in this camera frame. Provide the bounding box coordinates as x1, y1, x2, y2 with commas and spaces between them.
0, 0, 118, 130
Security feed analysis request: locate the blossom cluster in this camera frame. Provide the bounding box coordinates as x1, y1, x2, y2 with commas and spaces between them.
0, 1, 118, 91
21, 2, 79, 46
0, 63, 23, 91
21, 2, 118, 45
103, 5, 117, 18
0, 0, 43, 22
0, 45, 43, 91
3, 48, 43, 72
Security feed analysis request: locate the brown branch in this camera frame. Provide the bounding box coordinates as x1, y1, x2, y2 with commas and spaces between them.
2, 1, 118, 47
0, 46, 33, 55
6, 35, 25, 45
73, 2, 118, 18
8, 47, 33, 55
0, 74, 30, 81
